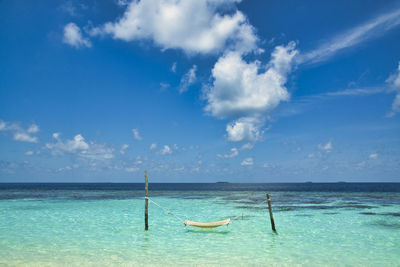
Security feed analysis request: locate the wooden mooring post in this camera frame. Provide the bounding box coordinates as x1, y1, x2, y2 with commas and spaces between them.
266, 194, 276, 232
145, 171, 149, 231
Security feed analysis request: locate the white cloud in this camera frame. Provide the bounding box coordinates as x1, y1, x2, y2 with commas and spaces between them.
46, 133, 115, 161
226, 117, 263, 142
318, 141, 333, 152
67, 134, 89, 150
386, 61, 400, 117
132, 128, 143, 140
59, 1, 76, 16
27, 124, 39, 133
241, 157, 253, 166
391, 62, 400, 88
299, 8, 400, 64
160, 82, 170, 91
63, 22, 92, 48
179, 65, 197, 93
205, 45, 297, 118
275, 86, 389, 119
293, 147, 301, 152
57, 165, 73, 172
120, 144, 129, 154
125, 167, 139, 172
58, 1, 88, 16
323, 87, 386, 97
191, 167, 200, 172
217, 147, 239, 158
79, 143, 114, 160
240, 143, 254, 150
135, 156, 143, 165
389, 93, 400, 116
0, 120, 39, 143
14, 132, 38, 143
46, 134, 89, 154
356, 161, 366, 169
205, 42, 297, 142
369, 153, 378, 159
159, 145, 172, 155
390, 94, 400, 116
171, 62, 177, 72
25, 151, 34, 156
150, 143, 157, 150
91, 0, 258, 54
263, 163, 273, 169
52, 132, 60, 139
117, 0, 129, 6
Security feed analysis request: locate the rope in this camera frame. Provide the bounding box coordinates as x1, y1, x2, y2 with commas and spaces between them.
231, 199, 268, 220
146, 197, 187, 224
231, 214, 244, 221
146, 196, 269, 224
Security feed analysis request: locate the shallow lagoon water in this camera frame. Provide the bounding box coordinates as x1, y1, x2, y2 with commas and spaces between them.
0, 183, 399, 266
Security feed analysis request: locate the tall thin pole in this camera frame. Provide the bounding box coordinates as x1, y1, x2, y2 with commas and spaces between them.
145, 171, 149, 231
266, 194, 276, 232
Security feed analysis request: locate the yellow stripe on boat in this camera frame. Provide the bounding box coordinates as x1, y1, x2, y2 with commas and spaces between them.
184, 218, 231, 228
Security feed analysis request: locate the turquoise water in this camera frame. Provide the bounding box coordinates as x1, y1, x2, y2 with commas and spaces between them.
0, 187, 399, 266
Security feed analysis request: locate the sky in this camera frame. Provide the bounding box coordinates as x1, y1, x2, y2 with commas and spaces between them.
0, 0, 400, 182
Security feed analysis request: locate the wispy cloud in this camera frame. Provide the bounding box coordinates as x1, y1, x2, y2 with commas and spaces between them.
24, 151, 34, 156
318, 141, 333, 153
132, 128, 142, 140
46, 133, 114, 161
386, 61, 400, 117
241, 157, 253, 166
299, 8, 400, 64
159, 145, 172, 155
171, 62, 177, 73
58, 1, 88, 16
240, 143, 254, 150
179, 65, 197, 93
323, 87, 387, 97
149, 143, 157, 150
217, 147, 239, 158
116, 0, 129, 7
125, 167, 139, 172
274, 86, 388, 119
63, 23, 91, 49
0, 120, 39, 143
46, 133, 89, 154
160, 82, 170, 92
58, 1, 77, 16
120, 144, 129, 154
278, 65, 399, 119
14, 133, 38, 143
27, 124, 39, 134
369, 153, 378, 159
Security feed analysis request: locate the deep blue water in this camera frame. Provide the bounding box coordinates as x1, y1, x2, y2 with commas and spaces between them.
0, 182, 399, 192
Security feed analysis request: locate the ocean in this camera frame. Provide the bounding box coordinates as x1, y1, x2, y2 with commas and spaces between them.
0, 183, 399, 266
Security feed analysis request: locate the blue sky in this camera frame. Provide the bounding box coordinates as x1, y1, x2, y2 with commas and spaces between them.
1, 0, 400, 182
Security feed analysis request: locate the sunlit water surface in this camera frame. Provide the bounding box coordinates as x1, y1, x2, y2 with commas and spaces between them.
0, 183, 399, 266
